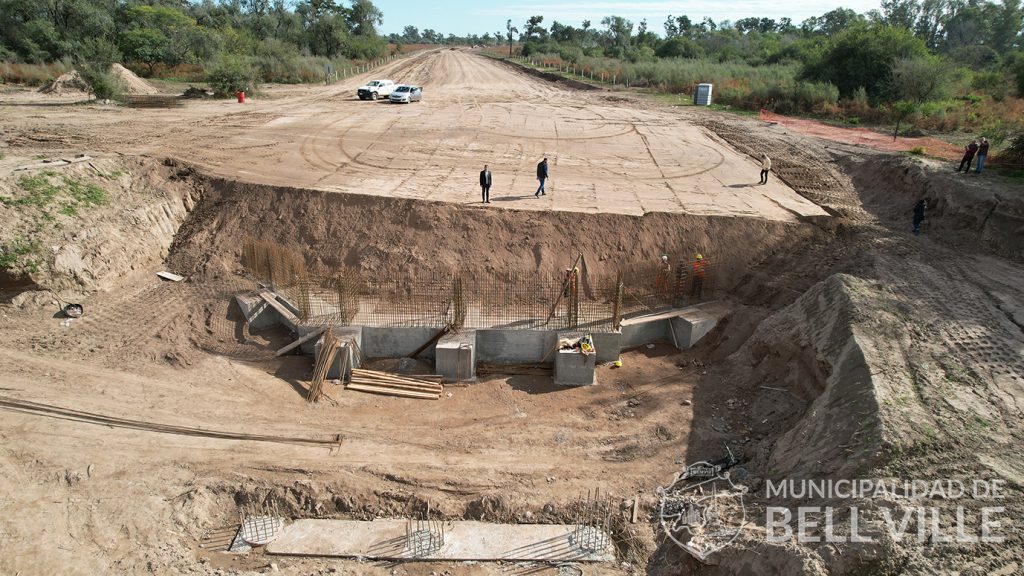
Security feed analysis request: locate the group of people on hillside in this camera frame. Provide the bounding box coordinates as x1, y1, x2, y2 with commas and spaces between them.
913, 135, 994, 235
956, 137, 990, 174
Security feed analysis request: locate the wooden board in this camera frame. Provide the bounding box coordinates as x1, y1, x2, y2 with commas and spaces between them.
275, 326, 327, 357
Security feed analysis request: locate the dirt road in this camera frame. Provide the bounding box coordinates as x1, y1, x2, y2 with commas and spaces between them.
3, 49, 824, 221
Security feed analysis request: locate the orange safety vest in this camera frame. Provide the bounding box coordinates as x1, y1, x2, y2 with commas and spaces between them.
692, 259, 706, 278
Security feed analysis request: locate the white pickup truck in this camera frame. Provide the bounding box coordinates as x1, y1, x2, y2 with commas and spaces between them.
357, 79, 395, 100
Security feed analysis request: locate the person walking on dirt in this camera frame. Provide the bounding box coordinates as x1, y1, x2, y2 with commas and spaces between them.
759, 154, 771, 184
957, 140, 979, 173
480, 164, 492, 203
912, 199, 926, 236
691, 254, 706, 299
535, 158, 549, 197
975, 137, 989, 174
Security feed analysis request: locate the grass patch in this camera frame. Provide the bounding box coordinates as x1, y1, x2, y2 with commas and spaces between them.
0, 236, 44, 273
3, 172, 108, 216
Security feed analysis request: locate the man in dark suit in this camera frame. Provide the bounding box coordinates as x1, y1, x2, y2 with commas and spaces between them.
480, 164, 492, 203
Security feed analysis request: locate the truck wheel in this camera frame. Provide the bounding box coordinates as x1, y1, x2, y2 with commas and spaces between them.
371, 92, 378, 100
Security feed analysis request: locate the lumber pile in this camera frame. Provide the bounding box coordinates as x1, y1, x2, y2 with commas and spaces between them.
347, 369, 443, 400
307, 330, 340, 403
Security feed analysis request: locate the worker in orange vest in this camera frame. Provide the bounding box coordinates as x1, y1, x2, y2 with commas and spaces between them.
691, 254, 706, 299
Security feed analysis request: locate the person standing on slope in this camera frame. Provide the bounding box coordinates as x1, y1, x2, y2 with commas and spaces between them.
975, 137, 989, 175
912, 199, 926, 236
535, 157, 549, 197
759, 153, 771, 184
480, 164, 492, 203
957, 140, 979, 173
691, 254, 707, 299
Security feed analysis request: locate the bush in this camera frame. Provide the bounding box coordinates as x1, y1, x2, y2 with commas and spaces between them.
0, 61, 70, 86
78, 64, 122, 100
656, 37, 704, 59
206, 55, 258, 97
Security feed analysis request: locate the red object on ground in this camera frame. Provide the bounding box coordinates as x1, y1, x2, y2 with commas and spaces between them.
237, 91, 245, 104
759, 109, 960, 160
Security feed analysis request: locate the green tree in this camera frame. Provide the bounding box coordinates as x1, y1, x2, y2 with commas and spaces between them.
888, 54, 952, 138
296, 0, 347, 56
346, 0, 382, 37
801, 23, 930, 99
600, 15, 633, 48
120, 28, 168, 74
656, 36, 704, 58
401, 25, 420, 43
506, 18, 517, 55
523, 15, 545, 41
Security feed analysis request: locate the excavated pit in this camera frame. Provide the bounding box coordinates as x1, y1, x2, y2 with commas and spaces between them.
2, 145, 1022, 576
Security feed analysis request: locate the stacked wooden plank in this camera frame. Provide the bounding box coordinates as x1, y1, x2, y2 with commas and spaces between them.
307, 330, 339, 403
347, 369, 443, 400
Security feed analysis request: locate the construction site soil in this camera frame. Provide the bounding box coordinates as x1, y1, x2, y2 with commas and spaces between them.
0, 48, 1022, 576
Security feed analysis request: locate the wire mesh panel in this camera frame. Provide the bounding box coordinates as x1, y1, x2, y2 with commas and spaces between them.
238, 239, 719, 331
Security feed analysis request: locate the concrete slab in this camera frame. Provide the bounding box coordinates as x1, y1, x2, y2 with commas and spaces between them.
620, 316, 670, 349
235, 293, 279, 330
265, 519, 614, 562
436, 330, 475, 383
257, 291, 299, 330
620, 303, 728, 350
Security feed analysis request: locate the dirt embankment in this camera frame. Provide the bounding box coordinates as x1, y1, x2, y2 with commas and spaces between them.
0, 157, 202, 303
493, 56, 606, 92
168, 168, 824, 288
845, 154, 1024, 263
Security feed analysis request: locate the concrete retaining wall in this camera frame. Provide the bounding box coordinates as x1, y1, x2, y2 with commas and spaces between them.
362, 326, 440, 359
475, 329, 559, 364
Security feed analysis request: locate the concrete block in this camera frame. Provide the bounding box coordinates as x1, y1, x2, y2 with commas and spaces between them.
361, 326, 441, 359
554, 348, 597, 386
302, 325, 362, 355
475, 329, 559, 364
669, 310, 718, 349
620, 318, 669, 349
436, 330, 475, 382
235, 293, 279, 330
592, 331, 621, 363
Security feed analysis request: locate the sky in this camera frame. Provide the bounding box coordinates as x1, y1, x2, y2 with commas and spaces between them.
374, 0, 883, 37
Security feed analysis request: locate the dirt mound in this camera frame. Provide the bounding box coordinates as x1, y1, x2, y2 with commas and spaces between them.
110, 63, 158, 95
38, 70, 89, 95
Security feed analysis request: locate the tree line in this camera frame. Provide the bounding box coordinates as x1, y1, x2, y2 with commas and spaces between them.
1, 0, 1022, 134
